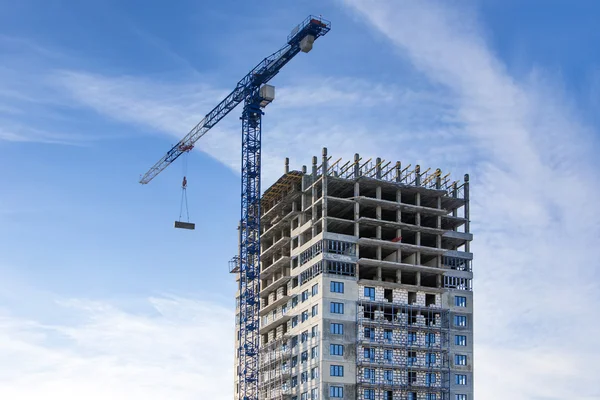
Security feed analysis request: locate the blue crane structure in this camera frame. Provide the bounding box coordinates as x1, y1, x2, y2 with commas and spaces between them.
139, 16, 330, 400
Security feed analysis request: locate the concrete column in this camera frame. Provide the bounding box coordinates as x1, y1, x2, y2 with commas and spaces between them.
415, 165, 421, 186
377, 267, 382, 281
354, 182, 360, 237
395, 161, 402, 183
437, 274, 442, 288
311, 156, 318, 238
396, 269, 402, 284
464, 174, 470, 253
452, 182, 458, 229
376, 185, 382, 261
416, 271, 421, 287
396, 188, 402, 263
353, 153, 360, 178
415, 190, 421, 265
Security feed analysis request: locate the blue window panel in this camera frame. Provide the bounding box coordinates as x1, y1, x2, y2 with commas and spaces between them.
454, 315, 467, 327
455, 335, 467, 346
455, 354, 467, 366
330, 302, 344, 314
329, 386, 343, 398
330, 281, 344, 293
331, 323, 344, 335
330, 344, 344, 356
455, 296, 467, 307
330, 365, 344, 377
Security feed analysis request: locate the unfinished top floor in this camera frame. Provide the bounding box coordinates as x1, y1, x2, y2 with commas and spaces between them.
258, 149, 471, 266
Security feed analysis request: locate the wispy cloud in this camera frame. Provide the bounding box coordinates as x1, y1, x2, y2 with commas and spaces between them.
343, 0, 600, 399
53, 70, 461, 184
0, 295, 233, 400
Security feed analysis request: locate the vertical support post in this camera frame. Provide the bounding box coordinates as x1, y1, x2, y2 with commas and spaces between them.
464, 174, 470, 252
238, 92, 262, 400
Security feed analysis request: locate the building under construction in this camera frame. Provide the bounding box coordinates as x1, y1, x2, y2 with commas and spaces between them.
232, 148, 473, 400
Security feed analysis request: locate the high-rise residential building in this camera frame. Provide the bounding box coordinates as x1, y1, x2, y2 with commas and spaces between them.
232, 148, 473, 400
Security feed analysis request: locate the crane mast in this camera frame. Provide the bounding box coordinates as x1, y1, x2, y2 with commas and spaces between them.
139, 16, 330, 400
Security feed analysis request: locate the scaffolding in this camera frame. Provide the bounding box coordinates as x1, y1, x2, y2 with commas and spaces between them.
258, 335, 293, 400
356, 300, 450, 400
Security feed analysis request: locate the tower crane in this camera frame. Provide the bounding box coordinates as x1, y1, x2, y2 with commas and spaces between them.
139, 16, 331, 400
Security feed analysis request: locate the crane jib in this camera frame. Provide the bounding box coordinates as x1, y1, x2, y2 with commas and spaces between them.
139, 16, 330, 185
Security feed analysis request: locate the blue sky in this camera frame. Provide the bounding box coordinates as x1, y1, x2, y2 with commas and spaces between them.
1, 1, 599, 399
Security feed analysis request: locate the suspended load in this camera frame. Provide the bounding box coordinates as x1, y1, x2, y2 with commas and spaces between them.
175, 151, 195, 230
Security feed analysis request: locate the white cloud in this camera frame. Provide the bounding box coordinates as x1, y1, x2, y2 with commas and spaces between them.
343, 0, 600, 399
54, 70, 461, 186
0, 295, 233, 400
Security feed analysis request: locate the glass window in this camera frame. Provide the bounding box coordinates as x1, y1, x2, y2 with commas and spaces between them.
383, 329, 393, 342
408, 332, 417, 344
407, 351, 417, 366
312, 304, 318, 317
301, 290, 309, 302
364, 347, 375, 360
330, 344, 344, 356
330, 365, 344, 377
330, 281, 344, 293
456, 374, 467, 385
330, 302, 344, 314
301, 310, 309, 322
426, 353, 436, 366
364, 327, 374, 341
426, 373, 436, 386
455, 335, 467, 346
454, 315, 467, 327
301, 351, 308, 362
311, 284, 318, 296
331, 323, 344, 335
311, 366, 319, 380
292, 296, 298, 308
311, 388, 318, 400
426, 333, 436, 346
301, 331, 308, 343
384, 349, 393, 362
311, 325, 318, 338
455, 296, 467, 307
455, 395, 467, 400
426, 394, 437, 400
311, 345, 319, 358
455, 354, 467, 366
364, 389, 375, 400
329, 386, 343, 398
384, 370, 393, 382
364, 287, 375, 300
